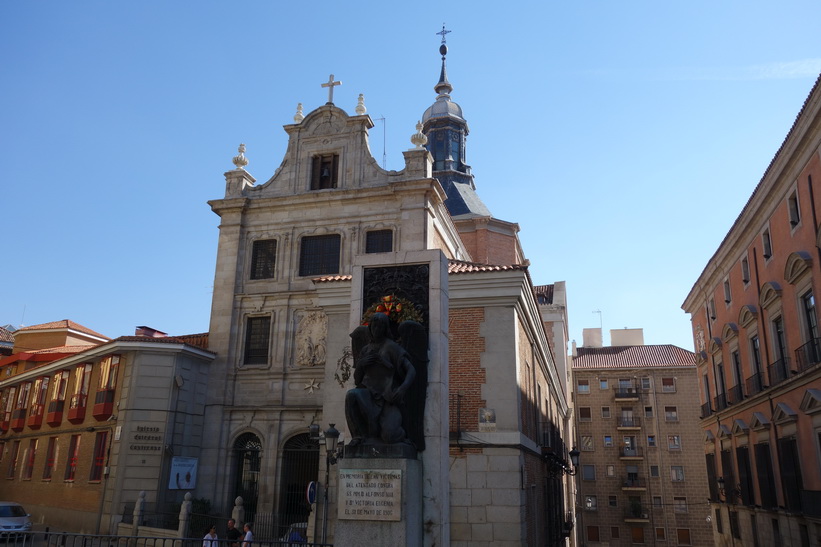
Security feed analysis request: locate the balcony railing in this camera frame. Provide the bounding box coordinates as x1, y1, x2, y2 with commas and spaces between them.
614, 387, 640, 399
728, 384, 744, 405
46, 400, 65, 426
714, 393, 728, 412
617, 417, 642, 428
624, 506, 650, 521
795, 338, 821, 373
745, 372, 766, 396
700, 401, 713, 419
767, 357, 792, 387
622, 477, 647, 489
619, 446, 644, 458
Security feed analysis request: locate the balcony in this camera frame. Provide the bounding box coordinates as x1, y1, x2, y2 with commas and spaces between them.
767, 357, 793, 388
10, 408, 26, 431
622, 477, 647, 491
92, 389, 116, 420
728, 383, 744, 405
624, 506, 651, 522
617, 417, 642, 430
46, 400, 65, 426
614, 387, 640, 401
745, 372, 767, 397
619, 446, 644, 460
67, 394, 87, 423
27, 404, 44, 429
713, 393, 728, 412
700, 401, 713, 419
795, 338, 821, 373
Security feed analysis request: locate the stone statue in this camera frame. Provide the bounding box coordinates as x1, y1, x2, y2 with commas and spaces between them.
345, 312, 427, 453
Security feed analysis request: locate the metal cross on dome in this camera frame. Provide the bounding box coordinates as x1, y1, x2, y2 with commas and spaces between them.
321, 74, 341, 104
436, 24, 451, 44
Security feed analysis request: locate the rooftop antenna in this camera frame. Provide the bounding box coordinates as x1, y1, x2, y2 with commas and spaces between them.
592, 309, 602, 329
20, 304, 26, 328
374, 116, 387, 169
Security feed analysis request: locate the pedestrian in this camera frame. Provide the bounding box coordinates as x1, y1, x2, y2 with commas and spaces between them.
226, 519, 241, 547
242, 522, 253, 547
203, 525, 218, 547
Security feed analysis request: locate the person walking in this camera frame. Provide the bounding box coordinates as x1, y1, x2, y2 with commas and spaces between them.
226, 519, 241, 547
241, 522, 253, 547
203, 525, 218, 547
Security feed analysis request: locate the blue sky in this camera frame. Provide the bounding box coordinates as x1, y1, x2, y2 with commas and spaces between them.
2, 1, 819, 352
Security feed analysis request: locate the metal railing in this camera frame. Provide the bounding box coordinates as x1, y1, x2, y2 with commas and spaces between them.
614, 387, 640, 399
622, 477, 646, 488
795, 338, 821, 373
38, 533, 330, 547
619, 446, 644, 458
616, 417, 641, 428
713, 393, 728, 412
728, 384, 744, 405
745, 372, 766, 396
700, 401, 712, 419
767, 357, 791, 387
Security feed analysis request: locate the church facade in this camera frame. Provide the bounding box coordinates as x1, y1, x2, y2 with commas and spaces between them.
198, 40, 575, 546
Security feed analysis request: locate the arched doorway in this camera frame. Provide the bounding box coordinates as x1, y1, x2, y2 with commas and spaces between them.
276, 433, 319, 539
232, 432, 262, 524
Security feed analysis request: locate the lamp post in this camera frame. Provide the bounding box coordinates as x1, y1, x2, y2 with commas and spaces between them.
321, 424, 341, 545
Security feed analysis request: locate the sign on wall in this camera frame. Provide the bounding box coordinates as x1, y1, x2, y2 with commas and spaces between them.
168, 456, 198, 489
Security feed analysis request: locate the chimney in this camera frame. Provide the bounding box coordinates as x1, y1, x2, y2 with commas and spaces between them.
135, 326, 168, 338
582, 328, 603, 348
610, 328, 644, 346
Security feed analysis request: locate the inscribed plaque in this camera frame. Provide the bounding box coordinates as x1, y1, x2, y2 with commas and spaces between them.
338, 469, 402, 521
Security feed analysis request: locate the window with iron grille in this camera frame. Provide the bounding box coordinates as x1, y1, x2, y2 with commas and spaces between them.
366, 230, 393, 254
244, 317, 271, 365
90, 431, 108, 481
65, 435, 80, 481
43, 437, 56, 480
7, 441, 19, 479
299, 234, 341, 276
23, 439, 36, 480
250, 239, 277, 280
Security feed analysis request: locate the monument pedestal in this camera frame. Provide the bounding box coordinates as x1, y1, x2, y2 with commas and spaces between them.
333, 458, 422, 547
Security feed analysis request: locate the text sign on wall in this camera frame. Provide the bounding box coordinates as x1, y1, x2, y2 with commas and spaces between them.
337, 469, 402, 521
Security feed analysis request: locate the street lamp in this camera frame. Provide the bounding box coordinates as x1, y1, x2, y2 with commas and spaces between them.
545, 446, 580, 477
717, 476, 741, 503
321, 424, 343, 545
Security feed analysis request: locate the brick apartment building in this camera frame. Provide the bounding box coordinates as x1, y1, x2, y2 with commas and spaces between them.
571, 328, 712, 546
682, 74, 821, 545
0, 320, 214, 533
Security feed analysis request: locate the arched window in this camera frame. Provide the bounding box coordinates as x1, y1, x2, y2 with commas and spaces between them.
232, 433, 262, 524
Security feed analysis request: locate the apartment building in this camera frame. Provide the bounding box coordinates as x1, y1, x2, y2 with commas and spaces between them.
572, 328, 712, 546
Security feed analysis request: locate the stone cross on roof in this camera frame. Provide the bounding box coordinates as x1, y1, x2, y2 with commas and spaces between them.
322, 74, 341, 104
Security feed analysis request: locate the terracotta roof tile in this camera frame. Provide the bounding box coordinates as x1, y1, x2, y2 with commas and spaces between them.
312, 274, 353, 283
447, 260, 527, 274
312, 260, 528, 283
0, 327, 13, 344
18, 320, 109, 340
112, 335, 215, 353
534, 284, 554, 304
573, 345, 696, 369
